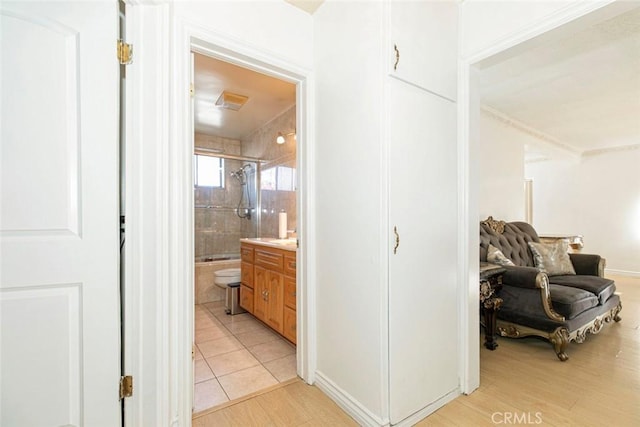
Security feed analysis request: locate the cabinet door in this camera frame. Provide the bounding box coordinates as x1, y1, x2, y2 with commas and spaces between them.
284, 252, 297, 277
389, 0, 457, 101
283, 306, 297, 344
240, 284, 254, 314
241, 244, 254, 262
253, 265, 267, 321
265, 271, 284, 334
284, 275, 296, 310
241, 261, 254, 288
388, 78, 458, 423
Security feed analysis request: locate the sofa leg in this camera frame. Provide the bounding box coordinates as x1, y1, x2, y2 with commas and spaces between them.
614, 302, 622, 322
551, 328, 569, 361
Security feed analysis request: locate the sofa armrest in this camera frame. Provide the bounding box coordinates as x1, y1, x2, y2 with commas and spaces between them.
569, 253, 605, 277
501, 265, 543, 289
501, 265, 565, 322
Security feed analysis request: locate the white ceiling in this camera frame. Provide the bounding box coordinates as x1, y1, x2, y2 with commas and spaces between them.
479, 5, 640, 159
193, 53, 296, 140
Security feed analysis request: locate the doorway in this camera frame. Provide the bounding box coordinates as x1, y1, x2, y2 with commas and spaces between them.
463, 1, 638, 392
190, 52, 301, 414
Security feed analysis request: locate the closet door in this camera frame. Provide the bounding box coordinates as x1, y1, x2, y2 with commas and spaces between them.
388, 77, 458, 423
389, 0, 457, 101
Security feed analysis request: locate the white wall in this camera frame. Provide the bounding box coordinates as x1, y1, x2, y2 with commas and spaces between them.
477, 110, 640, 275
314, 1, 387, 422
477, 112, 525, 221
172, 0, 314, 69
526, 149, 640, 275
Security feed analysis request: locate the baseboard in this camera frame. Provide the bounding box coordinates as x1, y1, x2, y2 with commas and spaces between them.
391, 387, 460, 427
314, 371, 389, 427
606, 269, 640, 278
314, 371, 461, 427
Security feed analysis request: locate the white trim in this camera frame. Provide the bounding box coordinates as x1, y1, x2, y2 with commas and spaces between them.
482, 105, 640, 160
123, 2, 172, 426
170, 14, 315, 427
464, 0, 619, 65
481, 105, 581, 158
170, 13, 195, 427
314, 372, 389, 427
606, 269, 640, 278
457, 48, 479, 395
392, 389, 459, 427
381, 1, 391, 420
582, 144, 640, 157
295, 76, 317, 384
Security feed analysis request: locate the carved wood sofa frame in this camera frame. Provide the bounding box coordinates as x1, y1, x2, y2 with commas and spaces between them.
496, 270, 622, 361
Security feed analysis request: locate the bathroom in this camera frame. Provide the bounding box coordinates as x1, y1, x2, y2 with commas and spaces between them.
191, 53, 298, 413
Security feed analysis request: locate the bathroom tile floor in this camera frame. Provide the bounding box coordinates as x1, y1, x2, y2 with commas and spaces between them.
193, 301, 297, 414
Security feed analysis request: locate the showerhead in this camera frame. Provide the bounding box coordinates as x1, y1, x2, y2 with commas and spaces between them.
230, 164, 253, 184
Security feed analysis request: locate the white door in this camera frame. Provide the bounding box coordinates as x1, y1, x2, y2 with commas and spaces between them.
388, 77, 459, 423
389, 0, 458, 101
1, 2, 121, 426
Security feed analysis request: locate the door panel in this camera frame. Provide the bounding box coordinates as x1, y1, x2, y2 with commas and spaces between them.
389, 0, 458, 101
388, 77, 459, 423
1, 2, 120, 426
265, 271, 284, 333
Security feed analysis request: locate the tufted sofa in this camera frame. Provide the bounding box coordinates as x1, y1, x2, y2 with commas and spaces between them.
479, 217, 622, 361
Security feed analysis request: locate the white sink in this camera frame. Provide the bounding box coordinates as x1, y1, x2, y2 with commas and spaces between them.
271, 238, 297, 245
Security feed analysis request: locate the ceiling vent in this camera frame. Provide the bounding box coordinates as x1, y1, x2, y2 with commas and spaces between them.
215, 91, 249, 111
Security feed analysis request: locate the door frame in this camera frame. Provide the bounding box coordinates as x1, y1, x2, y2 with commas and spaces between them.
124, 5, 315, 424
171, 12, 316, 423
458, 0, 624, 393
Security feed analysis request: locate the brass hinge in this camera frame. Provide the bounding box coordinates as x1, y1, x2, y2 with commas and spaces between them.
119, 375, 133, 399
117, 39, 133, 65
190, 83, 195, 98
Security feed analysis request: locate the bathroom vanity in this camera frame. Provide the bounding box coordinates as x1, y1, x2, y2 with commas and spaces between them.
239, 238, 297, 344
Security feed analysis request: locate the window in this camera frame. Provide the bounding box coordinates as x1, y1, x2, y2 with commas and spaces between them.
194, 154, 224, 188
276, 166, 295, 191
261, 166, 296, 191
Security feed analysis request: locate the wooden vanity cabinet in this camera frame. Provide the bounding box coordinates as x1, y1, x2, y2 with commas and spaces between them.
240, 242, 296, 344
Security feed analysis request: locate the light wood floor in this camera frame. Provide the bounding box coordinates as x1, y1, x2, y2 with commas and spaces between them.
193, 275, 640, 426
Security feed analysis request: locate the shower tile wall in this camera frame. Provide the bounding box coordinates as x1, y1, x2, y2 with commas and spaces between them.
242, 105, 297, 238
194, 134, 256, 259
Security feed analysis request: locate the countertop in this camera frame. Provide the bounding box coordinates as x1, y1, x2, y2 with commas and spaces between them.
240, 237, 297, 251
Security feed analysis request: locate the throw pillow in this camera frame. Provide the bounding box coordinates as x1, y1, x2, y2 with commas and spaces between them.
527, 240, 576, 276
487, 244, 515, 266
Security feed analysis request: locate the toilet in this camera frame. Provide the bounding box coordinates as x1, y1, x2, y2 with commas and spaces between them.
213, 268, 245, 315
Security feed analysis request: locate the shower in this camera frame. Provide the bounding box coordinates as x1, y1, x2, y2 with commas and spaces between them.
231, 164, 253, 219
